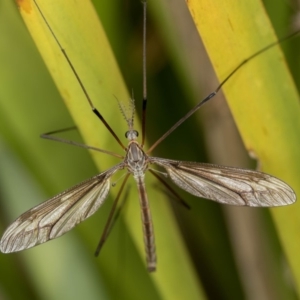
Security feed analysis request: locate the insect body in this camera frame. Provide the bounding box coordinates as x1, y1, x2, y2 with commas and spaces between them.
0, 0, 297, 272
0, 123, 295, 272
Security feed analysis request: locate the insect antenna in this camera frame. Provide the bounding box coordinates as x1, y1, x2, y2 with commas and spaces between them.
115, 92, 136, 131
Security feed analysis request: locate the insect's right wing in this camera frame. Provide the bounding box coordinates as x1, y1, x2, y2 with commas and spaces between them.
0, 164, 124, 253
152, 158, 296, 207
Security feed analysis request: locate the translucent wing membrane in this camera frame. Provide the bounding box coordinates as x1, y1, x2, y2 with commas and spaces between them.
0, 165, 123, 253
152, 158, 296, 207
1, 0, 297, 273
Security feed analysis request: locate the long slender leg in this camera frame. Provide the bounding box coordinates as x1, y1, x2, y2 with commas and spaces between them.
32, 0, 126, 150
41, 127, 123, 158
141, 0, 147, 148
94, 174, 130, 256
147, 29, 300, 154
149, 169, 190, 209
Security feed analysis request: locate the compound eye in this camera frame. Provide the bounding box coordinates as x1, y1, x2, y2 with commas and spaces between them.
125, 130, 139, 139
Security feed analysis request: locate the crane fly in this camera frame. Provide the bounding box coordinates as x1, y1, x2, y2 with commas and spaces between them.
0, 0, 297, 272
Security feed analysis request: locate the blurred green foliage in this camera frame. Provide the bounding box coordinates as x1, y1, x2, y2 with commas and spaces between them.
0, 0, 299, 299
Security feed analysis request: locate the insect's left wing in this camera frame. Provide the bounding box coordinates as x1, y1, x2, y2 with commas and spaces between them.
0, 164, 123, 253
152, 158, 296, 207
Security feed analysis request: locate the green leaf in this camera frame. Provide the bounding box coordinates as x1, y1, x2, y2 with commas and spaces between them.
0, 0, 205, 299
187, 0, 300, 294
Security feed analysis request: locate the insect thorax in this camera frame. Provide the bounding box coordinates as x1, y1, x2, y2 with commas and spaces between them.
125, 142, 148, 178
